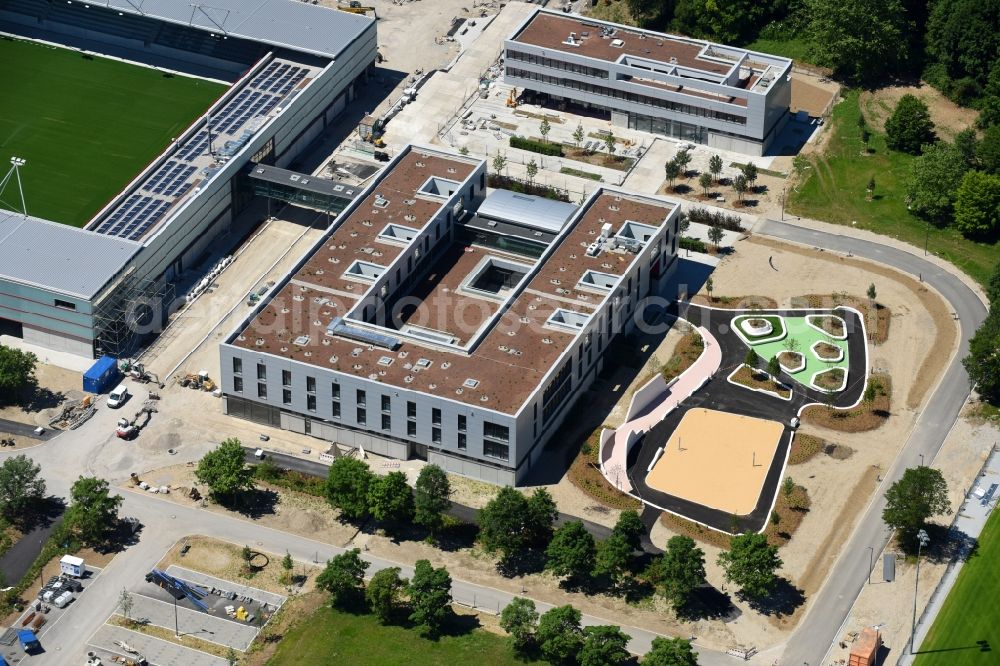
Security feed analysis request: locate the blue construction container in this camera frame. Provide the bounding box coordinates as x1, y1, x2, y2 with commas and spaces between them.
82, 355, 120, 394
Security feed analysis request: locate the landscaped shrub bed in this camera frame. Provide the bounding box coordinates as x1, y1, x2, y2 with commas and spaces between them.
810, 315, 845, 337
691, 294, 779, 309
778, 350, 805, 370
684, 206, 745, 232
795, 296, 891, 344
813, 367, 846, 391
731, 364, 791, 398
802, 373, 892, 432
509, 135, 563, 156
814, 341, 842, 359
733, 314, 785, 341
764, 483, 811, 547
660, 331, 705, 382
788, 434, 826, 465
679, 236, 707, 253
567, 428, 642, 511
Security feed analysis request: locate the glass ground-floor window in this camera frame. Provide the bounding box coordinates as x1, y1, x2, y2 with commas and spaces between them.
627, 112, 706, 144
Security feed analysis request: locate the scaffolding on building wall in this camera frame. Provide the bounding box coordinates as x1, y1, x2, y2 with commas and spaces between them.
92, 271, 177, 360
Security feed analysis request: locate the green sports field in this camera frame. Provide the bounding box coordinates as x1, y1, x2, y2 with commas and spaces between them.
915, 508, 1000, 664
0, 37, 225, 227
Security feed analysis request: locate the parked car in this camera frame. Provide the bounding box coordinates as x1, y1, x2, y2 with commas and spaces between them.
107, 384, 130, 409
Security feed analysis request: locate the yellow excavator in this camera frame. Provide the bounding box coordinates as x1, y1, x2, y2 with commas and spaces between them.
338, 1, 377, 18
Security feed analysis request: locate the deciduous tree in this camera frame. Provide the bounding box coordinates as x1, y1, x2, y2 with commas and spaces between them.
500, 597, 538, 653
883, 466, 950, 544
580, 625, 630, 666
643, 636, 699, 666
0, 346, 36, 405
717, 532, 783, 598
647, 535, 706, 610
413, 464, 451, 534
365, 566, 406, 623
536, 605, 584, 665
545, 520, 596, 583
885, 95, 936, 154
0, 455, 45, 520
709, 154, 723, 183
905, 142, 968, 221
316, 548, 370, 607
611, 509, 645, 552
367, 471, 413, 524
195, 438, 255, 502
325, 457, 376, 521
67, 476, 122, 545
953, 170, 1000, 238
806, 0, 909, 84
408, 559, 453, 636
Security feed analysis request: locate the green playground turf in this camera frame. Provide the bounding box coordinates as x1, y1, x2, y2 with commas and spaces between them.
915, 508, 1000, 664
0, 37, 225, 227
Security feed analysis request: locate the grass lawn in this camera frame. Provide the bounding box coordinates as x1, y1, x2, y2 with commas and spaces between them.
0, 37, 224, 226
266, 605, 538, 666
915, 508, 1000, 664
788, 89, 1000, 287
743, 35, 813, 63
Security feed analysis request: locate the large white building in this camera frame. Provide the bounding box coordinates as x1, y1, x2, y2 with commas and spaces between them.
504, 8, 792, 155
221, 145, 681, 485
0, 0, 376, 357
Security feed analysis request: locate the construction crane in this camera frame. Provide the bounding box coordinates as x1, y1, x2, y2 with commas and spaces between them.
338, 1, 377, 18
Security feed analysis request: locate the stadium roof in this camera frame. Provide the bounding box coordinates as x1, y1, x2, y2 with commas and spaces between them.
92, 0, 372, 60
0, 210, 139, 300
477, 189, 579, 233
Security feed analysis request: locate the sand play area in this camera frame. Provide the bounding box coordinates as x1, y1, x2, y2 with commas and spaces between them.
644, 408, 785, 515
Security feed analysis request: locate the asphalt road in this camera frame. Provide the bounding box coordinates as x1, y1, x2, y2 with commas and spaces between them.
757, 218, 988, 665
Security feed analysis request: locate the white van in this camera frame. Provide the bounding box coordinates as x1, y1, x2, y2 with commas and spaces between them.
107, 384, 130, 409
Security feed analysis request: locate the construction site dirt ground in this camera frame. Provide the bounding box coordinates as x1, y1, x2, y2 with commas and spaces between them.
645, 409, 785, 515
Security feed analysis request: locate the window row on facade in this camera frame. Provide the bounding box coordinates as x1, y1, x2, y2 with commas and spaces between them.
506, 50, 609, 79
505, 67, 747, 126
231, 357, 510, 461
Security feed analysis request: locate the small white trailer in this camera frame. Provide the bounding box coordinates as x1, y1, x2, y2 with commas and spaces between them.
59, 555, 85, 578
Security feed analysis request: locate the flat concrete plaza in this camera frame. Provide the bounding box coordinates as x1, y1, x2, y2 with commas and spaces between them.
644, 408, 785, 515
89, 625, 228, 666
130, 594, 259, 651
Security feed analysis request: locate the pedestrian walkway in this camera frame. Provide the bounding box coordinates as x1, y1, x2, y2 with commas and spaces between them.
899, 446, 1000, 663
600, 324, 721, 493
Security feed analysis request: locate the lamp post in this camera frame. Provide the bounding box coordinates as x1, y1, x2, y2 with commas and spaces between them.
910, 528, 930, 654
866, 545, 874, 585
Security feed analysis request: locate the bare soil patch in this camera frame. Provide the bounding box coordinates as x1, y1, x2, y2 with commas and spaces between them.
791, 74, 838, 117
731, 365, 791, 399
859, 84, 979, 140
796, 295, 888, 344
802, 373, 891, 432
690, 294, 779, 309
564, 147, 634, 171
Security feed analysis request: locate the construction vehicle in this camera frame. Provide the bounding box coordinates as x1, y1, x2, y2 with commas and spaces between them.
338, 1, 377, 18
119, 359, 162, 387
505, 88, 519, 108
115, 402, 156, 440
179, 370, 215, 391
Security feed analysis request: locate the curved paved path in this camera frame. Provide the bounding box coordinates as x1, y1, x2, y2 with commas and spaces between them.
756, 218, 988, 665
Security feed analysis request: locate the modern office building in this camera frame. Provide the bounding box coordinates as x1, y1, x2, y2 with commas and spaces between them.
220, 145, 681, 485
504, 8, 792, 155
0, 0, 376, 357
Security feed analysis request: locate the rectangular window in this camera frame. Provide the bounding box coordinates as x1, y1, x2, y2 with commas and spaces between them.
307, 394, 316, 412
306, 376, 316, 393
432, 427, 441, 444
233, 376, 243, 393
356, 389, 366, 407
457, 433, 467, 450
232, 357, 243, 374
483, 440, 509, 461
54, 299, 76, 310
407, 421, 417, 438
407, 401, 417, 419
432, 408, 441, 426
483, 421, 510, 442
282, 370, 291, 386
357, 407, 367, 425
381, 413, 392, 431
457, 414, 467, 432
332, 400, 341, 418
282, 388, 292, 405
257, 364, 266, 380
381, 395, 391, 413
332, 383, 340, 399
257, 382, 267, 399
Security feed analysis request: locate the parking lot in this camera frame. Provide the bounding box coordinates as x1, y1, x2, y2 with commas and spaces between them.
86, 567, 286, 665
0, 565, 103, 664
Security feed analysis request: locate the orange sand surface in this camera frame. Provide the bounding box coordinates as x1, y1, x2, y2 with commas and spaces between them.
644, 408, 784, 514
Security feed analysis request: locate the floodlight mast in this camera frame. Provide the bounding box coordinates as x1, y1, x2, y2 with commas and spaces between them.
0, 157, 28, 217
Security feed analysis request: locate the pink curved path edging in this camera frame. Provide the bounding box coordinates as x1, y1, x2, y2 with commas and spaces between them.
599, 325, 721, 494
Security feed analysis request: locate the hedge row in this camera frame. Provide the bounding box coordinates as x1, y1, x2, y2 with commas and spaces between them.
679, 236, 707, 253
0, 519, 80, 617
510, 135, 563, 157
685, 206, 744, 232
